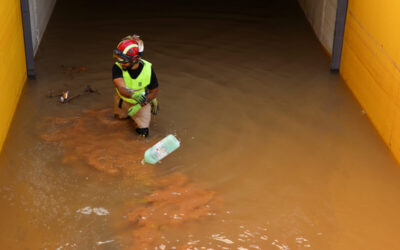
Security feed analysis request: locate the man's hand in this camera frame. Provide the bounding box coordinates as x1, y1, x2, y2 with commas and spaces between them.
151, 98, 159, 115
131, 92, 146, 105
127, 104, 142, 117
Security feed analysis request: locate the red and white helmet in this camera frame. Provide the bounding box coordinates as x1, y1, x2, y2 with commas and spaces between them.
113, 35, 144, 63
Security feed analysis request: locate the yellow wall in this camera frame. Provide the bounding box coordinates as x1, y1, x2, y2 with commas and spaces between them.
0, 0, 27, 153
340, 1, 400, 163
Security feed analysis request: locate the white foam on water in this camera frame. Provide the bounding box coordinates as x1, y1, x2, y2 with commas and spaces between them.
188, 240, 200, 245
76, 206, 109, 216
93, 207, 109, 216
211, 234, 234, 244
272, 240, 290, 250
76, 206, 92, 215
96, 240, 114, 245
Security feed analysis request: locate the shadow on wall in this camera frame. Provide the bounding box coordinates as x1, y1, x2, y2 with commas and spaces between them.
297, 0, 338, 55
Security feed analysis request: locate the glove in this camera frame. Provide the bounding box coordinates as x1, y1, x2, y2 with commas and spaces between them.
131, 92, 146, 105
127, 104, 142, 117
151, 98, 159, 115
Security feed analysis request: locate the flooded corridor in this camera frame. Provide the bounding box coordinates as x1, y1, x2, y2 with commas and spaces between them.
1, 0, 400, 249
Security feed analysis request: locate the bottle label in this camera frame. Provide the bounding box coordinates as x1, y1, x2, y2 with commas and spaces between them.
152, 142, 169, 160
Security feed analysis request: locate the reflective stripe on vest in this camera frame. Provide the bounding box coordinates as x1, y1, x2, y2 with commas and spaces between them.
115, 59, 152, 104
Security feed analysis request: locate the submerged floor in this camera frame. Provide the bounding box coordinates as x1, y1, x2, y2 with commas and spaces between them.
1, 0, 400, 249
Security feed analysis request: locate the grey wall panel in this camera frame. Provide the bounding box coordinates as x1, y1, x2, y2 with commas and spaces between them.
298, 0, 337, 54
28, 0, 57, 55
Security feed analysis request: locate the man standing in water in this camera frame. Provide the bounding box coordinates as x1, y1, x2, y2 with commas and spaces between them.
112, 35, 159, 137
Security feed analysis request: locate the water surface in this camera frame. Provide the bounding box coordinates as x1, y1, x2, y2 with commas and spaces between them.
1, 0, 400, 249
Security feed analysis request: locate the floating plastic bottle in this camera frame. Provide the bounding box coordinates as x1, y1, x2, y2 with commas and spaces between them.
142, 134, 180, 164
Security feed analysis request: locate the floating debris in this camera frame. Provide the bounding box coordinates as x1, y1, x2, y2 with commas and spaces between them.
46, 84, 98, 104
60, 91, 69, 103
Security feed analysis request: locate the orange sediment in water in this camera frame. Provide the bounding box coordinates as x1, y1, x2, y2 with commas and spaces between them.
127, 172, 220, 249
38, 109, 221, 249
40, 108, 153, 176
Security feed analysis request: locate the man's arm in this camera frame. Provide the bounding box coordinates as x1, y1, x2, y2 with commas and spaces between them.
146, 88, 158, 102
145, 67, 159, 102
113, 77, 134, 98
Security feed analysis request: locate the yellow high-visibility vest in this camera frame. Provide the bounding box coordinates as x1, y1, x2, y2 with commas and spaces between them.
115, 59, 152, 104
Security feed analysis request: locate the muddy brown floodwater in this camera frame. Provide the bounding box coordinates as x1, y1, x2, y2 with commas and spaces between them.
38, 109, 221, 249
1, 0, 400, 249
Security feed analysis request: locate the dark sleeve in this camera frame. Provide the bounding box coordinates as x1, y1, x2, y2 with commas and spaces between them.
147, 67, 159, 90
112, 64, 123, 79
